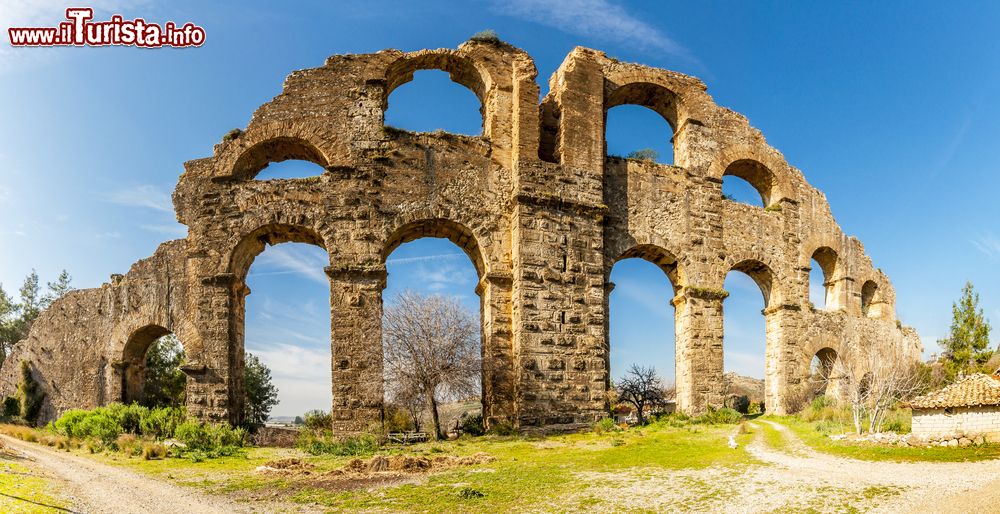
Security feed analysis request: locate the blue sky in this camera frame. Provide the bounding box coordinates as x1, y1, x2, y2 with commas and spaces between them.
2, 1, 998, 416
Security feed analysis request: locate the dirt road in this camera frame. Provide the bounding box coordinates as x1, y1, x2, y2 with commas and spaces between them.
1, 435, 267, 514
569, 420, 1000, 513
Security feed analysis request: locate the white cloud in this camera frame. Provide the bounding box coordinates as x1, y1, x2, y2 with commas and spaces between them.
972, 233, 1000, 260
250, 244, 329, 287
139, 223, 188, 237
105, 184, 173, 213
386, 253, 466, 265
244, 342, 332, 417
724, 351, 765, 379
496, 0, 693, 61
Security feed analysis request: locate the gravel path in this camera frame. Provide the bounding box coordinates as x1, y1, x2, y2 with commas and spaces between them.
565, 421, 1000, 513
1, 435, 266, 514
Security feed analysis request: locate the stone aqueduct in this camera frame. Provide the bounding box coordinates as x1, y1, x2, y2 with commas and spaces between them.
0, 40, 921, 430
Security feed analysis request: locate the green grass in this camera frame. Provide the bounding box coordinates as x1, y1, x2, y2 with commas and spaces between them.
79, 422, 755, 512
0, 457, 71, 513
775, 416, 1000, 462
759, 421, 789, 451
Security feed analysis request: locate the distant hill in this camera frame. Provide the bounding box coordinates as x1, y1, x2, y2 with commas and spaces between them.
724, 372, 764, 403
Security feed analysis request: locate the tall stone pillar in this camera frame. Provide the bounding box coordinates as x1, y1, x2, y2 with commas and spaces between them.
326, 265, 385, 433
477, 272, 515, 428
763, 304, 802, 414
511, 200, 608, 429
183, 273, 245, 425
673, 287, 726, 414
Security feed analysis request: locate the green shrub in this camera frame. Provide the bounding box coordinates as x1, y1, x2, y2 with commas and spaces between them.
693, 406, 743, 425
815, 420, 839, 435
173, 421, 246, 458
747, 402, 762, 416
460, 413, 485, 436
303, 410, 333, 431
2, 396, 19, 417
469, 29, 500, 43
627, 148, 659, 162
487, 420, 517, 436
592, 417, 620, 434
18, 361, 45, 425
139, 407, 184, 440
115, 433, 141, 456
141, 442, 167, 460
296, 431, 380, 456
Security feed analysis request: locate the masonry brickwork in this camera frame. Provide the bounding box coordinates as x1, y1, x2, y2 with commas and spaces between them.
0, 40, 922, 430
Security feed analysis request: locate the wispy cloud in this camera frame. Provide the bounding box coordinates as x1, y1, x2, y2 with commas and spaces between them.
243, 342, 332, 416
972, 233, 1000, 260
105, 184, 173, 213
0, 185, 10, 205
139, 223, 188, 237
495, 0, 694, 61
250, 244, 329, 286
386, 253, 466, 265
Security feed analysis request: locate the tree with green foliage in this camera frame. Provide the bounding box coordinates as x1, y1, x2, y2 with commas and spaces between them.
244, 353, 279, 428
18, 360, 45, 425
938, 282, 993, 381
0, 270, 73, 365
141, 334, 187, 408
627, 148, 659, 162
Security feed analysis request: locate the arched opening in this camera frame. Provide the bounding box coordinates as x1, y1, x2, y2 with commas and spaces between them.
722, 260, 774, 411
229, 220, 330, 427
808, 347, 839, 398
120, 325, 186, 407
605, 82, 678, 165
384, 69, 484, 136
722, 159, 775, 207
809, 247, 839, 310
244, 241, 331, 425
608, 247, 679, 421
861, 280, 879, 317
254, 159, 328, 180
605, 105, 674, 164
232, 137, 328, 180
381, 222, 484, 437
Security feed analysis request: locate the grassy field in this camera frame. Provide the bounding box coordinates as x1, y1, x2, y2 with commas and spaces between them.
774, 416, 1000, 462
82, 421, 756, 512
0, 453, 70, 513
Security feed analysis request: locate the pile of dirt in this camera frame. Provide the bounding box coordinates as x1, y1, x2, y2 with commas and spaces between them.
255, 458, 316, 473
335, 452, 496, 476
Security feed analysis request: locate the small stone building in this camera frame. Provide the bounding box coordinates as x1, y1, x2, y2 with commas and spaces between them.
909, 373, 1000, 443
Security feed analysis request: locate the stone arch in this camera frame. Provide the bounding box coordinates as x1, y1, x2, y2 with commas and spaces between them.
807, 346, 840, 398
381, 218, 488, 278
383, 51, 492, 137
710, 145, 796, 207
604, 82, 680, 162
861, 279, 881, 318
727, 258, 778, 307
808, 246, 842, 310
214, 121, 336, 180
610, 244, 685, 293
120, 324, 173, 405
228, 223, 329, 281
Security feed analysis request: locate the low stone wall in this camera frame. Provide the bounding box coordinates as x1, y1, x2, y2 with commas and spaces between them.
911, 406, 1000, 441
251, 426, 301, 448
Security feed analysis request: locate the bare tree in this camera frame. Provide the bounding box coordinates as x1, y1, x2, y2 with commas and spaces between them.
832, 341, 924, 434
617, 364, 666, 425
383, 291, 481, 440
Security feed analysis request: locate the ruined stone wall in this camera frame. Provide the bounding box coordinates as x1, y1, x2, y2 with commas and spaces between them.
0, 40, 920, 430
0, 240, 188, 423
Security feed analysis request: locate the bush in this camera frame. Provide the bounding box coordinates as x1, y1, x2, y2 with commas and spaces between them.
460, 413, 485, 436
2, 396, 19, 417
470, 29, 500, 43
303, 410, 333, 431
173, 421, 246, 458
747, 402, 762, 416
296, 431, 380, 456
140, 407, 184, 440
693, 406, 743, 425
627, 148, 659, 162
141, 442, 167, 460
592, 417, 620, 435
487, 420, 517, 436
18, 361, 45, 425
116, 433, 141, 456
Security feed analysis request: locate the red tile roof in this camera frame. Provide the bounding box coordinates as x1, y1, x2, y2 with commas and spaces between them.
909, 373, 1000, 409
